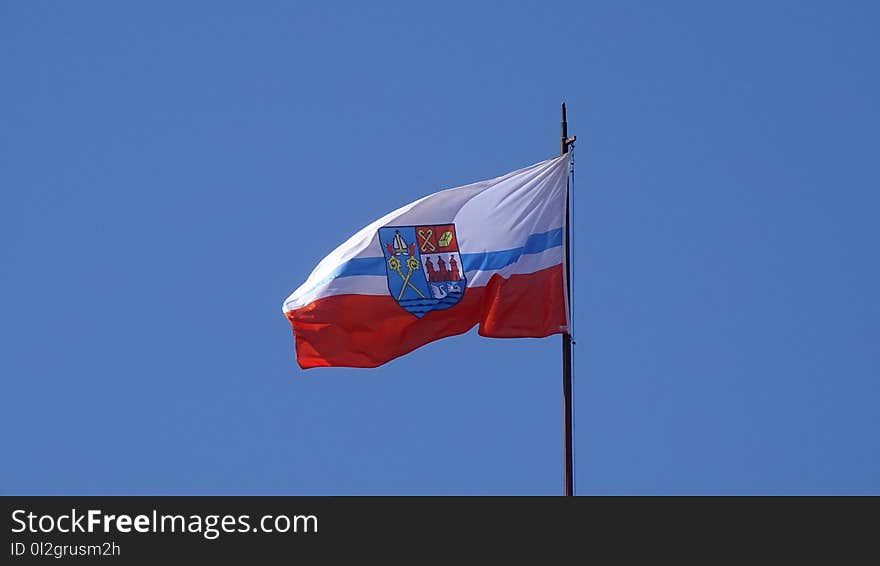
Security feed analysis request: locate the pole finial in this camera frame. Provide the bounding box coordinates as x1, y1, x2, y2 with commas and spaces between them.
560, 103, 569, 155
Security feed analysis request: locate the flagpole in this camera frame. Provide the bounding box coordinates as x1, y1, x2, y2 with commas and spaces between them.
561, 102, 574, 496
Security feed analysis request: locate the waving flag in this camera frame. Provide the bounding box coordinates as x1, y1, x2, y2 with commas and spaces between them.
282, 153, 571, 369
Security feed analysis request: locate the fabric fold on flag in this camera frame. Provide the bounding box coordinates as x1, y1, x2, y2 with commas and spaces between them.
283, 153, 571, 369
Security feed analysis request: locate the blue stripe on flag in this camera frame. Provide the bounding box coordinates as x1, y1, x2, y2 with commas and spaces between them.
331, 257, 386, 278
297, 228, 563, 296
523, 227, 563, 254
461, 228, 563, 272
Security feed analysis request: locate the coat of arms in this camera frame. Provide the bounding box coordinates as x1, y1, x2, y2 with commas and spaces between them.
377, 224, 466, 317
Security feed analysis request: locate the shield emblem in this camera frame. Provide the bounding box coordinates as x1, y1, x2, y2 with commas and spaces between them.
378, 224, 467, 318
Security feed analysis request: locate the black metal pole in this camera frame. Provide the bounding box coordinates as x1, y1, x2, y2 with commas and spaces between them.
561, 103, 574, 496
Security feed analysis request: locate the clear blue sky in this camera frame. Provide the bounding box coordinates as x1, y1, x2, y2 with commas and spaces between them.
2, 1, 878, 495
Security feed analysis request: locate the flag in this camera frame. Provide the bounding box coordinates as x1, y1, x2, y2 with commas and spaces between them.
282, 153, 571, 369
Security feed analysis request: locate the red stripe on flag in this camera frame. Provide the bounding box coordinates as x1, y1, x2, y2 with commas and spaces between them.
285, 264, 566, 369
